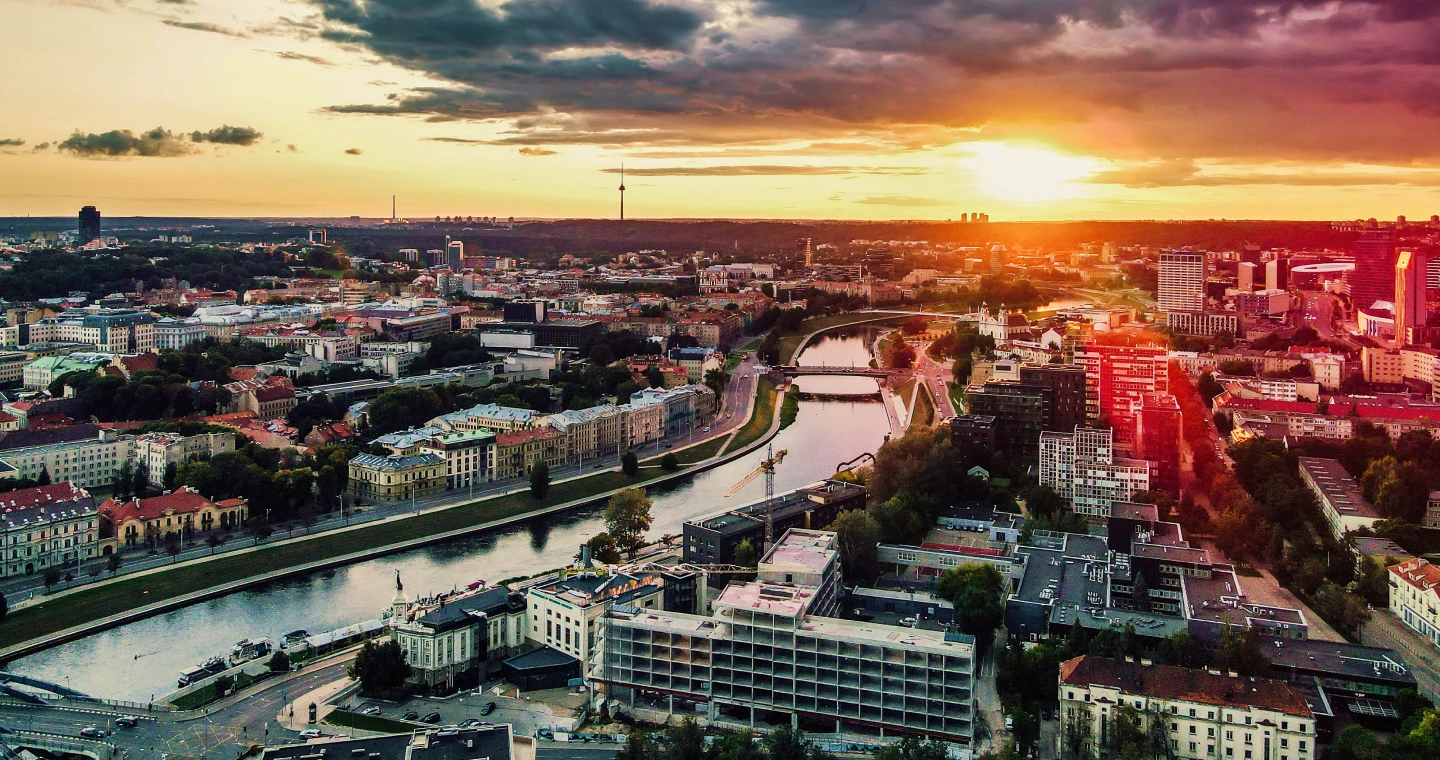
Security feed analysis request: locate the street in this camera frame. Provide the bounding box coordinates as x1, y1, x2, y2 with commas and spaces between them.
1361, 609, 1440, 702
1301, 292, 1336, 339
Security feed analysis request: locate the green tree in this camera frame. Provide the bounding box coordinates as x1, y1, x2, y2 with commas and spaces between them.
165, 533, 182, 563
349, 639, 411, 695
661, 453, 679, 471
43, 568, 59, 589
765, 725, 809, 760
621, 451, 639, 477
584, 532, 623, 565
706, 731, 762, 760
1156, 630, 1195, 667
828, 509, 882, 584
106, 552, 122, 576
530, 461, 551, 500
936, 564, 1006, 646
1023, 484, 1065, 518
0, 591, 7, 622
1216, 627, 1270, 677
268, 650, 291, 672
617, 732, 656, 760
663, 717, 705, 760
874, 736, 948, 760
605, 488, 654, 556
214, 674, 235, 695
1063, 706, 1095, 760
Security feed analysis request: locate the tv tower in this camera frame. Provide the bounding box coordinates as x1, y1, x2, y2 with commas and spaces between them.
618, 164, 626, 221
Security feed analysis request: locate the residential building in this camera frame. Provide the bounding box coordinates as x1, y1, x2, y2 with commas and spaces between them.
667, 346, 723, 382
348, 452, 446, 503
99, 487, 247, 549
1426, 492, 1440, 529
527, 571, 667, 667
304, 421, 356, 449
965, 381, 1046, 461
1058, 655, 1315, 760
596, 578, 977, 743
261, 725, 513, 760
133, 431, 235, 487
1137, 395, 1182, 497
1159, 250, 1207, 312
432, 403, 537, 432
547, 404, 624, 461
224, 375, 298, 420
0, 428, 135, 490
949, 414, 997, 453
1076, 342, 1170, 447
756, 528, 843, 617
14, 309, 155, 354
1238, 261, 1257, 292
0, 482, 100, 577
0, 351, 26, 387
1388, 558, 1440, 647
493, 427, 564, 481
1167, 311, 1240, 337
1020, 363, 1088, 435
1297, 457, 1380, 540
1039, 427, 1151, 518
391, 583, 528, 690
78, 206, 100, 244
154, 317, 206, 350
419, 430, 496, 489
22, 352, 112, 390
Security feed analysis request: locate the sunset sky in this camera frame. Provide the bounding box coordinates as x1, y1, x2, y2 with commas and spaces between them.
6, 0, 1440, 220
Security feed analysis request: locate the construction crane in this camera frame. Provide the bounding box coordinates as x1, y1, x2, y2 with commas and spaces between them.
724, 443, 787, 545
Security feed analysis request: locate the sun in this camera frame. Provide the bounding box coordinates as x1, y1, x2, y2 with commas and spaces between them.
961, 142, 1102, 203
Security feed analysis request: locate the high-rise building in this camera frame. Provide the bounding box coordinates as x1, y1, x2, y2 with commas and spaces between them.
1038, 426, 1151, 517
1395, 250, 1427, 346
1137, 394, 1182, 497
1237, 261, 1257, 293
445, 237, 464, 269
1019, 364, 1087, 435
1352, 228, 1397, 311
1266, 256, 1289, 291
77, 206, 101, 244
862, 250, 894, 280
1075, 342, 1170, 448
965, 381, 1046, 462
1158, 250, 1206, 312
989, 244, 1006, 273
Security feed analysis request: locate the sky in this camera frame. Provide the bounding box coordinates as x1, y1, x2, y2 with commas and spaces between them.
6, 0, 1440, 221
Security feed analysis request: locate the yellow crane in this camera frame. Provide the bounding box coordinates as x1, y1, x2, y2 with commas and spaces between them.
724, 443, 787, 546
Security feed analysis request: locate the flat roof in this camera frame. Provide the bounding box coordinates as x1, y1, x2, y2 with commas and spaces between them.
1298, 457, 1379, 520
758, 529, 836, 575
715, 581, 816, 617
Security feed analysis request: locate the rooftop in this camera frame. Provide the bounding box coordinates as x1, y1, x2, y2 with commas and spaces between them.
1390, 558, 1440, 596
350, 452, 444, 470
1298, 457, 1378, 520
1062, 655, 1313, 718
758, 529, 837, 576
715, 580, 817, 617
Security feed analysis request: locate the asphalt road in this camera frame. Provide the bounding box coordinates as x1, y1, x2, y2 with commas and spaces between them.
1301, 292, 1336, 339
1, 358, 763, 605
1361, 609, 1440, 702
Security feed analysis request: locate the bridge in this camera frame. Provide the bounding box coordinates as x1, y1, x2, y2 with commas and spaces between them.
777, 365, 898, 378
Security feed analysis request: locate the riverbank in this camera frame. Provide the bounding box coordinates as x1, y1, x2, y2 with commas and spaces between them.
0, 378, 787, 663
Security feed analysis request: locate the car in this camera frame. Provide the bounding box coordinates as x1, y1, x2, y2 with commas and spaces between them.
459, 719, 481, 728
402, 712, 420, 721
79, 728, 104, 739
702, 426, 710, 432
361, 706, 381, 716
422, 712, 443, 724
114, 717, 138, 728
1004, 717, 1014, 732
899, 616, 918, 626
299, 729, 323, 740
479, 701, 496, 716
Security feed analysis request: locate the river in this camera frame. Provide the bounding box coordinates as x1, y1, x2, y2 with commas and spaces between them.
9, 329, 892, 702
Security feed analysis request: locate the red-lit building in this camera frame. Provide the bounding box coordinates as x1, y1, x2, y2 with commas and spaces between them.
1076, 341, 1169, 448
1137, 394, 1182, 496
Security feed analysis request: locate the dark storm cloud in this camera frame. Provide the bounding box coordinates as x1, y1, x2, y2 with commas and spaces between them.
191, 125, 264, 145
298, 0, 1440, 162
59, 127, 194, 158
0, 139, 23, 147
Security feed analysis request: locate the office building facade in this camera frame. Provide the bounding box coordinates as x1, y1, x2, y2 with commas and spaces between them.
1394, 250, 1427, 346
1159, 251, 1206, 313
1352, 229, 1397, 311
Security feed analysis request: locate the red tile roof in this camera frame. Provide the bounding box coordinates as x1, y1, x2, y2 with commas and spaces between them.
1389, 558, 1440, 598
99, 486, 241, 523
0, 482, 92, 513
496, 427, 559, 446
1060, 655, 1312, 718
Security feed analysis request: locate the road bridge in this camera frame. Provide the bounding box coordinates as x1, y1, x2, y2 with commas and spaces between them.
778, 365, 897, 378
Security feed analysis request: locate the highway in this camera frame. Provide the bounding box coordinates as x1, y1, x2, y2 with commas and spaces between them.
0, 357, 762, 606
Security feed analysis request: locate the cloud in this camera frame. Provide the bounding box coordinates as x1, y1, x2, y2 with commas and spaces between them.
190, 125, 264, 146
598, 165, 926, 176
59, 127, 194, 158
518, 147, 557, 156
276, 51, 333, 66
0, 139, 22, 147
161, 20, 248, 38
1089, 159, 1202, 188
852, 195, 952, 207
344, 147, 363, 155
31, 142, 50, 152
1089, 159, 1440, 187
287, 144, 300, 152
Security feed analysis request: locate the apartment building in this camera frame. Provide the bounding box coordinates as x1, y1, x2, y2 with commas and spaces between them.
1388, 558, 1440, 647
0, 482, 100, 577
756, 529, 843, 618
133, 431, 235, 487
1297, 458, 1380, 541
22, 352, 112, 390
418, 430, 496, 489
493, 428, 564, 481
1059, 656, 1315, 760
547, 404, 625, 461
154, 317, 206, 350
1159, 251, 1207, 313
1039, 427, 1151, 518
597, 578, 976, 743
1076, 342, 1169, 447
0, 351, 29, 387
16, 309, 155, 354
432, 403, 538, 432
223, 375, 298, 420
390, 584, 528, 691
0, 428, 135, 490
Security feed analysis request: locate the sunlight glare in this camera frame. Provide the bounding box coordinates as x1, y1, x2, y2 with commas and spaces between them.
961, 142, 1102, 203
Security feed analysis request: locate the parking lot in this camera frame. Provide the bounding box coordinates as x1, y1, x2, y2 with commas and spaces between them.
342, 682, 586, 739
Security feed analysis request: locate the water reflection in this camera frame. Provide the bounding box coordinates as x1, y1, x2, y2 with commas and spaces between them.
10, 332, 891, 701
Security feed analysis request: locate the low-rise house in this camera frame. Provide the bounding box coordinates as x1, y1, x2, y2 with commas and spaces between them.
224, 375, 298, 420
303, 421, 356, 448
99, 486, 247, 549
133, 431, 235, 487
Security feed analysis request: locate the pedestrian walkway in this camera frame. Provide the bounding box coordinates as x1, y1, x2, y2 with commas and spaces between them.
277, 676, 354, 731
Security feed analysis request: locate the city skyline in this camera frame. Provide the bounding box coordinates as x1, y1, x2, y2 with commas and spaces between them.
7, 1, 1440, 220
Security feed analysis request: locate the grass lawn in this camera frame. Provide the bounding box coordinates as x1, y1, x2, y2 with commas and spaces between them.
0, 435, 730, 651
170, 671, 266, 709
324, 709, 420, 734
778, 387, 800, 430
948, 382, 966, 414
909, 384, 935, 431
723, 378, 777, 456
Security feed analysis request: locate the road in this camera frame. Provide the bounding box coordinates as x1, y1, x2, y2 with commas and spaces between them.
1, 356, 764, 606
912, 342, 956, 420
1361, 609, 1440, 702
1300, 292, 1336, 339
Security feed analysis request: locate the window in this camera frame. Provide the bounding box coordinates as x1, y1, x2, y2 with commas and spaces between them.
1189, 708, 1196, 717
1190, 743, 1197, 753
1226, 731, 1233, 741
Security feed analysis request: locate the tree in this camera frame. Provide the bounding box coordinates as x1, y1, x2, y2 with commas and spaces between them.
1311, 582, 1371, 637
529, 461, 551, 500
1062, 706, 1095, 760
584, 532, 623, 565
874, 736, 948, 760
0, 591, 7, 622
349, 639, 411, 695
1216, 627, 1270, 677
605, 488, 654, 556
106, 552, 122, 576
617, 731, 656, 760
268, 650, 291, 672
43, 568, 59, 589
766, 725, 810, 760
165, 533, 182, 563
661, 453, 679, 471
621, 451, 639, 477
1024, 484, 1066, 518
936, 564, 1006, 647
206, 534, 223, 554
707, 731, 763, 760
829, 509, 882, 584
1157, 630, 1195, 667
1089, 623, 1141, 660
662, 717, 705, 760
214, 674, 235, 695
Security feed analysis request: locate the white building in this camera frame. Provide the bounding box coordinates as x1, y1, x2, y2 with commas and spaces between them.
16, 309, 155, 354
389, 580, 528, 691
1297, 457, 1380, 541
1388, 558, 1440, 647
526, 571, 666, 670
133, 431, 235, 487
0, 429, 136, 490
1039, 427, 1150, 518
154, 317, 207, 351
1059, 655, 1316, 760
1159, 251, 1207, 313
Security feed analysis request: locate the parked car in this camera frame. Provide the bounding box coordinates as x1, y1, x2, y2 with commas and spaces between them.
479, 701, 496, 716
459, 719, 481, 728
899, 616, 918, 627
1004, 717, 1014, 732
422, 712, 442, 724
114, 717, 138, 728
361, 706, 381, 716
402, 712, 420, 721
299, 729, 323, 740
79, 728, 104, 739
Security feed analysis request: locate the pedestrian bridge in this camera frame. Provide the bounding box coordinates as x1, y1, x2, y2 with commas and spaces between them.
777, 366, 897, 378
